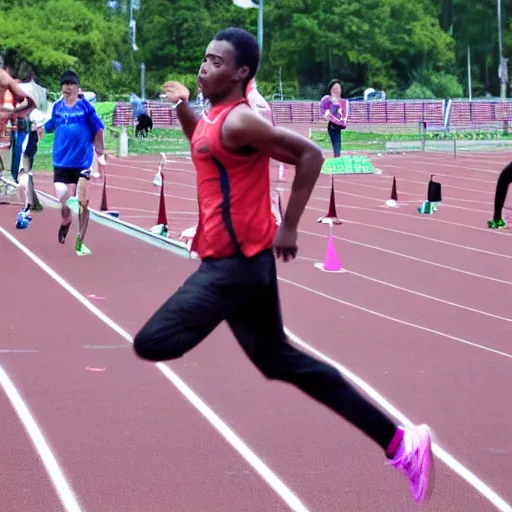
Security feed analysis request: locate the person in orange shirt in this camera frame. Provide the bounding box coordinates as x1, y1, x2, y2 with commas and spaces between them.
0, 66, 36, 180
133, 28, 434, 504
0, 67, 35, 137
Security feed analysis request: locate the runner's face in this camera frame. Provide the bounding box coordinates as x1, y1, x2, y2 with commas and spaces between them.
197, 40, 248, 101
61, 82, 79, 101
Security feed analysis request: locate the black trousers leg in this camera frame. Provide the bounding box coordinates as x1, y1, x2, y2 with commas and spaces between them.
133, 250, 277, 361
226, 252, 398, 452
134, 265, 229, 361
493, 162, 512, 221
134, 249, 397, 452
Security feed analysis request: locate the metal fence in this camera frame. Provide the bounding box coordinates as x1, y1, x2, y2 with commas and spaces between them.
108, 98, 512, 156
112, 98, 512, 129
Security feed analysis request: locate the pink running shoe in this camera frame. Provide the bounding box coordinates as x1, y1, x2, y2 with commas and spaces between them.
389, 424, 434, 503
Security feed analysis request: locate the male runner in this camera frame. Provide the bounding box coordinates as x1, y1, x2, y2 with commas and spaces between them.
133, 28, 434, 503
488, 162, 511, 228
44, 70, 105, 253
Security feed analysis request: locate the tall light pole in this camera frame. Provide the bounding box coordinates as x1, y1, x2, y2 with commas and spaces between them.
232, 0, 263, 53
140, 63, 146, 101
129, 0, 138, 51
467, 45, 472, 101
257, 0, 263, 54
129, 0, 146, 100
498, 0, 507, 98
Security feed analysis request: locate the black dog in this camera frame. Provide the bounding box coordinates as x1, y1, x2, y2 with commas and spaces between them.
135, 113, 153, 138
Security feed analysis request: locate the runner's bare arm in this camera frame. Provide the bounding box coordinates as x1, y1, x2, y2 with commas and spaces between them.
93, 129, 105, 156
175, 102, 200, 141
222, 106, 324, 229
83, 101, 105, 157
0, 75, 35, 115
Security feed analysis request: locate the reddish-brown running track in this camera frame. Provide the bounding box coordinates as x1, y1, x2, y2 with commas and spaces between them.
1, 148, 512, 511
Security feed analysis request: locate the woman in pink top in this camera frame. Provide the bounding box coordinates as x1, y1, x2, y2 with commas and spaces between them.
320, 79, 348, 157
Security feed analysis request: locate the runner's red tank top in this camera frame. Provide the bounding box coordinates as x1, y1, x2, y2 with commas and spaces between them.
190, 98, 276, 259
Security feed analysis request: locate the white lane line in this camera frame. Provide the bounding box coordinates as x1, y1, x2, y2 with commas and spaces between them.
299, 229, 512, 286
95, 172, 197, 190
107, 161, 195, 175
304, 260, 512, 323
322, 187, 491, 215
0, 365, 83, 512
105, 206, 197, 215
365, 174, 495, 197
315, 180, 491, 207
4, 221, 511, 511
390, 178, 494, 198
329, 217, 512, 259
404, 159, 499, 174
437, 203, 489, 214
321, 203, 505, 234
377, 164, 496, 185
104, 184, 196, 202
283, 328, 512, 512
0, 226, 309, 512
308, 190, 499, 232
297, 254, 512, 322
347, 269, 512, 322
273, 192, 497, 234
278, 276, 512, 360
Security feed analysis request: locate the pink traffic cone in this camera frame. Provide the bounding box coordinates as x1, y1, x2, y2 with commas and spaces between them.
323, 234, 342, 271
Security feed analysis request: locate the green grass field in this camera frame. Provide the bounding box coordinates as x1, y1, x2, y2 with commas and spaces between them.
26, 102, 512, 171
110, 126, 190, 156
310, 130, 422, 152
32, 102, 190, 170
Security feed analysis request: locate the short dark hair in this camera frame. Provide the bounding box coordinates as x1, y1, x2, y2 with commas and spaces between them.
327, 79, 341, 95
213, 28, 259, 86
60, 70, 80, 86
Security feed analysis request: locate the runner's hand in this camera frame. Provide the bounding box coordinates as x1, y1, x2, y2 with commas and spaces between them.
94, 153, 106, 179
162, 81, 190, 104
273, 223, 298, 262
